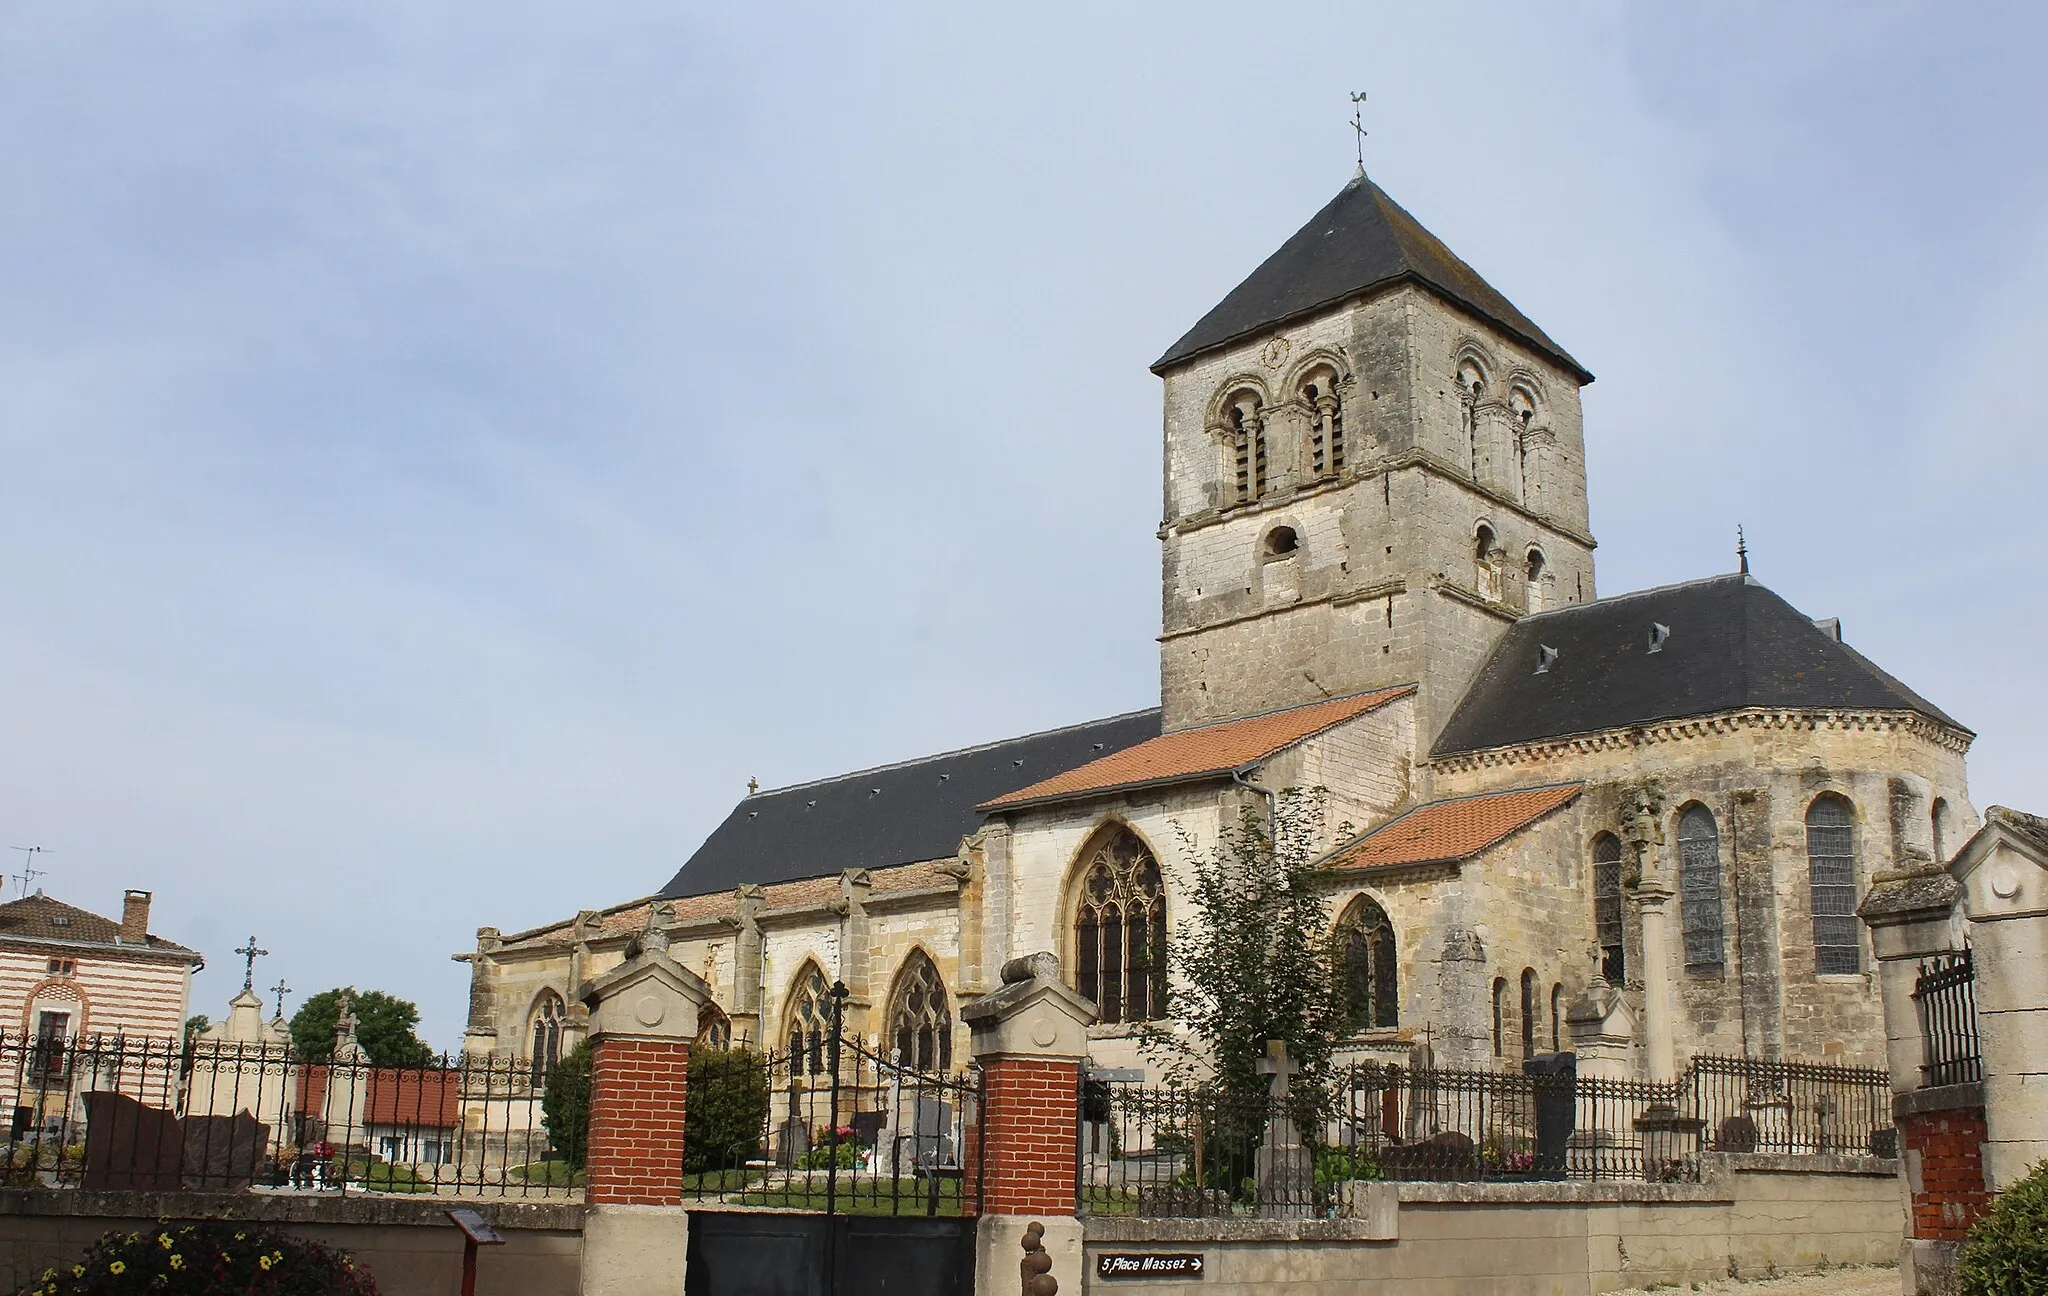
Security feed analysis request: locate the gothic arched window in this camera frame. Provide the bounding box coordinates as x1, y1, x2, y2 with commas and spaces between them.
529, 991, 565, 1087
696, 1002, 733, 1050
1073, 828, 1167, 1025
1336, 894, 1398, 1031
1302, 365, 1346, 477
1807, 795, 1861, 974
888, 951, 953, 1073
785, 963, 832, 1075
1677, 804, 1725, 971
1592, 833, 1626, 983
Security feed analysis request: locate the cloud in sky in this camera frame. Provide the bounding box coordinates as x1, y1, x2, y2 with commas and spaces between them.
1, 3, 2041, 1045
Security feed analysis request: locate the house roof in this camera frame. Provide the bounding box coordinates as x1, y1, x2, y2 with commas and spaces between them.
1432, 574, 1968, 758
0, 893, 197, 959
1330, 783, 1583, 872
980, 686, 1416, 812
1153, 174, 1591, 380
365, 1068, 461, 1129
656, 709, 1162, 900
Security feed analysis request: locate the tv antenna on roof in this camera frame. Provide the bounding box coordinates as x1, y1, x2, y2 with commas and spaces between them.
9, 846, 47, 899
1350, 91, 1368, 177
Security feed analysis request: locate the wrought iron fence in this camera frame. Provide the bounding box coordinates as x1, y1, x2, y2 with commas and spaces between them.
1079, 1052, 1898, 1217
681, 984, 983, 1217
1912, 949, 1982, 1088
1686, 1054, 1894, 1157
0, 1033, 575, 1197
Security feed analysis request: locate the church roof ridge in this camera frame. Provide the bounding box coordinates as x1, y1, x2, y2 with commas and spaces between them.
1153, 174, 1591, 381
749, 705, 1163, 799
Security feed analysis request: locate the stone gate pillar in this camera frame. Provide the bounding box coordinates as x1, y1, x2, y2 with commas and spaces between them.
579, 941, 710, 1296
961, 953, 1096, 1296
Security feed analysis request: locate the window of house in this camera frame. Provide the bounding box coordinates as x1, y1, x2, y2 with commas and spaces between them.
1807, 795, 1861, 974
889, 951, 953, 1073
1592, 833, 1626, 983
787, 964, 832, 1075
1336, 895, 1398, 1031
1678, 804, 1726, 970
45, 958, 74, 977
1073, 828, 1167, 1025
528, 992, 564, 1088
33, 1011, 69, 1080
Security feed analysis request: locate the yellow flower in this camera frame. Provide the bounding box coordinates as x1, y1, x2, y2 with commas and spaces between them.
109, 1260, 127, 1275
159, 1232, 174, 1249
72, 1266, 84, 1277
259, 1256, 272, 1271
169, 1254, 185, 1270
235, 1231, 246, 1240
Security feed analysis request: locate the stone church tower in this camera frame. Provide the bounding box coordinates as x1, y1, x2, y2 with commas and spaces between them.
1153, 173, 1596, 747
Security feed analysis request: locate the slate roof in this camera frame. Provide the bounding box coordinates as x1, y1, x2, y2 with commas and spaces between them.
656, 710, 1162, 900
1432, 574, 1968, 757
981, 686, 1416, 812
1330, 784, 1582, 872
0, 893, 198, 958
1154, 174, 1591, 380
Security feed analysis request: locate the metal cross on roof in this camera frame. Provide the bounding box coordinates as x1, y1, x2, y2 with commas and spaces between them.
1350, 91, 1368, 176
234, 935, 269, 992
270, 977, 292, 1018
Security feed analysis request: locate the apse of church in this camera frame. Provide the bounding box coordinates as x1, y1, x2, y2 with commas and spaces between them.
458, 169, 1978, 1086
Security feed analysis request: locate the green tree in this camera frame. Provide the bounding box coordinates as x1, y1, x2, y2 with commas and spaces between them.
1957, 1158, 2048, 1295
1141, 787, 1350, 1116
182, 1014, 210, 1042
289, 987, 435, 1067
684, 1046, 771, 1174
542, 1039, 592, 1168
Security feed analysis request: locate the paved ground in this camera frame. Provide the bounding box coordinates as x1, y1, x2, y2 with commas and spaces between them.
1608, 1264, 1899, 1296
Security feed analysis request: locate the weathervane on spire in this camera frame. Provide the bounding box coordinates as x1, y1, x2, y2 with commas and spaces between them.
234, 934, 269, 993
1737, 524, 1750, 575
1350, 91, 1369, 177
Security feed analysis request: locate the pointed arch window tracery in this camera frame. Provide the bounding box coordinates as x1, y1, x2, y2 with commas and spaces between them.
1073, 828, 1166, 1025
1337, 894, 1399, 1030
786, 963, 832, 1075
529, 991, 565, 1087
889, 951, 953, 1073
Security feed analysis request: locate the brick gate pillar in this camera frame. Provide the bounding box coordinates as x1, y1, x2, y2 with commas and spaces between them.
961, 952, 1097, 1296
578, 941, 710, 1296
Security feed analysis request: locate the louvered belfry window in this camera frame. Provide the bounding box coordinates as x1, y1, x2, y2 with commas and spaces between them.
1073, 829, 1166, 1024
1677, 804, 1726, 970
1807, 796, 1862, 974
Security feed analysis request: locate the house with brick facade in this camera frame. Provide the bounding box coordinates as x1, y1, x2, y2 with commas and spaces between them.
457, 170, 1977, 1088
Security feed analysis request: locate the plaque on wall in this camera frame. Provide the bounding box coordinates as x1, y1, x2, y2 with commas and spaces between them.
1097, 1254, 1205, 1280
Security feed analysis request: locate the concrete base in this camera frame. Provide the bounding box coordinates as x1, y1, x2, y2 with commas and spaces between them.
980, 1215, 1083, 1296
1336, 1182, 1399, 1240
1901, 1237, 1958, 1296
582, 1204, 688, 1296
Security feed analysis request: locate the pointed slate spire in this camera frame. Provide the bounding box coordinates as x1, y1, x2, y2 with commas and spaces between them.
1153, 175, 1591, 381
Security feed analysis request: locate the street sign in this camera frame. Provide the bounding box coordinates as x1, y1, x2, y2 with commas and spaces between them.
1097, 1254, 1204, 1280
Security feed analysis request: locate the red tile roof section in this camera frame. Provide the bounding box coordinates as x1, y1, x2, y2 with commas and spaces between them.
365, 1068, 462, 1129
980, 686, 1416, 811
1332, 783, 1583, 871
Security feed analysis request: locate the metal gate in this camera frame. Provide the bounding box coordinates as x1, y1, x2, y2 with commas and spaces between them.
683, 979, 982, 1296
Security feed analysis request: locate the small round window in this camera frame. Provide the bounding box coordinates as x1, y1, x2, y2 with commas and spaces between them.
1264, 526, 1299, 558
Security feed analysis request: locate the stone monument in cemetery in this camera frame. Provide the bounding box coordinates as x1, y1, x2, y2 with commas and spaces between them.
1253, 1041, 1313, 1219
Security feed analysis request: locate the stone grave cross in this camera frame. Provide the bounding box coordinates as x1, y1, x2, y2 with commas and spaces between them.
1253, 1040, 1312, 1216
1256, 1040, 1299, 1118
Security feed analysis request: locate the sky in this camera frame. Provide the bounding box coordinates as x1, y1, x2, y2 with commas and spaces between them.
1, 3, 2042, 1049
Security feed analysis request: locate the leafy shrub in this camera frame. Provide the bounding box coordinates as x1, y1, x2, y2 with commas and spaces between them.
800, 1128, 859, 1171
1957, 1159, 2048, 1295
1314, 1143, 1382, 1187
541, 1039, 592, 1168
684, 1047, 770, 1174
18, 1220, 378, 1295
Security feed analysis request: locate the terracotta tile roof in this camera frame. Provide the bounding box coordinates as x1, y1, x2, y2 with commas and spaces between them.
0, 893, 197, 957
365, 1068, 461, 1129
980, 686, 1416, 811
1330, 783, 1582, 871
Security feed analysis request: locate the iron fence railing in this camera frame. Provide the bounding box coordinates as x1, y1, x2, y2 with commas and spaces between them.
681, 982, 983, 1217
0, 1033, 575, 1197
1912, 949, 1982, 1089
1079, 1052, 1898, 1217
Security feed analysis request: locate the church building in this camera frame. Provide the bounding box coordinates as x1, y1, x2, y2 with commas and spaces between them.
456, 171, 1976, 1081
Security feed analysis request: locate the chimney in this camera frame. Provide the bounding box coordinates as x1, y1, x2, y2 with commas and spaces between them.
119, 890, 151, 944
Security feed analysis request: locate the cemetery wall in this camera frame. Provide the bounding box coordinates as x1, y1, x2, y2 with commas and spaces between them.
0, 1190, 581, 1296
1081, 1155, 1900, 1296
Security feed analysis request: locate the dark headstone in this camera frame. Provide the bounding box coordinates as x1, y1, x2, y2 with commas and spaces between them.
1522, 1052, 1577, 1178
1380, 1131, 1478, 1182
182, 1111, 270, 1191
848, 1111, 887, 1147
1712, 1115, 1760, 1153
82, 1091, 183, 1191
